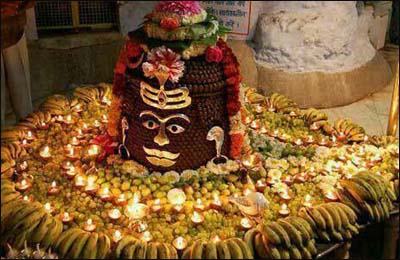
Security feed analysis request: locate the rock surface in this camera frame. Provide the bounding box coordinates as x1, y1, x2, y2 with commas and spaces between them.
253, 1, 376, 73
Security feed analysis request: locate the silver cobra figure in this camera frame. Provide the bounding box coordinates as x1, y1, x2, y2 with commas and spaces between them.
207, 126, 228, 163
118, 117, 130, 159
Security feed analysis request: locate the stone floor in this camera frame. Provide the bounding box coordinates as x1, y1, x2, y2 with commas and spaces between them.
319, 44, 399, 137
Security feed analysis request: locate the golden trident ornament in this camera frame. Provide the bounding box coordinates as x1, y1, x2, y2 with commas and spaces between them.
387, 62, 399, 137
118, 117, 130, 159
140, 70, 191, 110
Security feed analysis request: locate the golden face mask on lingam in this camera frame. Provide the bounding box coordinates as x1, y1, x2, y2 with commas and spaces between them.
120, 46, 232, 172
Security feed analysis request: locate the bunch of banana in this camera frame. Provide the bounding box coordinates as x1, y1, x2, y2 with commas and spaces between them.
337, 171, 396, 223
369, 135, 399, 147
115, 235, 177, 259
244, 87, 265, 104
1, 128, 26, 144
1, 143, 27, 177
1, 199, 62, 250
1, 179, 21, 206
73, 83, 111, 104
40, 94, 79, 115
17, 111, 53, 131
298, 202, 359, 244
54, 229, 110, 259
389, 180, 399, 200
266, 93, 299, 114
181, 238, 252, 259
249, 217, 317, 259
332, 119, 366, 143
302, 108, 328, 126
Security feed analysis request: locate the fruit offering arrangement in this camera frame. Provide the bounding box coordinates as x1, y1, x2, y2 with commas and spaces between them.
1, 83, 398, 259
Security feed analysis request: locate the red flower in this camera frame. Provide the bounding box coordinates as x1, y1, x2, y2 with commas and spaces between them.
125, 40, 143, 59
112, 73, 125, 96
227, 100, 241, 116
160, 17, 180, 31
230, 133, 244, 159
205, 46, 223, 63
91, 133, 118, 162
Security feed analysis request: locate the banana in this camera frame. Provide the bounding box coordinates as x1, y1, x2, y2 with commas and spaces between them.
347, 224, 359, 235
277, 219, 303, 247
380, 199, 390, 219
268, 244, 282, 259
190, 240, 205, 259
316, 230, 331, 243
225, 239, 244, 259
6, 203, 42, 231
300, 247, 313, 259
29, 214, 53, 245
244, 228, 259, 256
333, 204, 351, 228
306, 240, 317, 256
298, 207, 318, 232
58, 228, 85, 257
147, 242, 159, 259
343, 186, 369, 214
216, 240, 231, 259
96, 233, 111, 259
349, 178, 379, 202
115, 235, 138, 259
376, 201, 387, 221
268, 222, 291, 248
306, 207, 327, 230
68, 232, 90, 259
165, 243, 178, 259
82, 232, 99, 259
258, 223, 281, 245
230, 238, 253, 259
320, 204, 343, 231
41, 217, 63, 249
278, 247, 290, 259
181, 248, 190, 259
316, 206, 335, 231
134, 240, 147, 259
341, 180, 374, 202
289, 247, 302, 259
205, 241, 218, 259
342, 229, 353, 240
1, 192, 21, 205
286, 217, 312, 242
336, 190, 362, 216
370, 204, 382, 223
364, 203, 375, 221
7, 205, 45, 234
330, 230, 344, 242
123, 242, 137, 259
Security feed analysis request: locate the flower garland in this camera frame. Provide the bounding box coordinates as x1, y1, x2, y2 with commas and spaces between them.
107, 39, 144, 137
215, 39, 244, 159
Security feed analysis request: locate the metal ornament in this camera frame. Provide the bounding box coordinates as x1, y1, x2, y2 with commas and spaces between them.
119, 117, 130, 159
207, 126, 228, 164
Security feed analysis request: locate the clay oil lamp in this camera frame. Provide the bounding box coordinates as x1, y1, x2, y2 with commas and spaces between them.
210, 194, 222, 211
70, 136, 80, 146
20, 139, 30, 149
85, 175, 99, 194
84, 144, 101, 161
289, 111, 299, 118
167, 188, 186, 214
294, 172, 308, 183
99, 187, 113, 202
324, 190, 339, 203
277, 133, 289, 142
293, 138, 304, 146
151, 199, 162, 214
37, 122, 49, 130
260, 125, 268, 134
302, 194, 313, 208
250, 119, 261, 130
64, 165, 82, 179
100, 114, 109, 124
73, 128, 85, 139
269, 129, 279, 138
278, 203, 290, 217
44, 202, 54, 214
335, 131, 347, 142
59, 212, 74, 224
56, 115, 64, 123
16, 178, 32, 193
108, 208, 122, 221
141, 231, 153, 242
191, 211, 205, 226
255, 179, 267, 192
240, 217, 254, 231
83, 218, 97, 232
64, 145, 81, 161
255, 104, 265, 114
279, 189, 292, 203
112, 230, 123, 243
93, 119, 102, 128
81, 123, 93, 134
173, 237, 188, 251
72, 174, 85, 189
310, 122, 320, 131
63, 114, 75, 126
194, 199, 205, 212
115, 193, 128, 206
242, 153, 260, 170
23, 195, 34, 202
125, 193, 149, 220
331, 135, 340, 147
211, 235, 221, 243
282, 175, 293, 186
267, 169, 281, 186
73, 103, 83, 114
244, 116, 252, 125
101, 96, 111, 106
39, 145, 52, 162
61, 160, 72, 171
305, 135, 315, 145
47, 181, 60, 196
25, 131, 35, 141
17, 161, 29, 172
318, 137, 329, 146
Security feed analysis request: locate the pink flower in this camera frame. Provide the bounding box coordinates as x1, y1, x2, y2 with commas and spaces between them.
91, 133, 118, 162
160, 17, 180, 31
142, 46, 185, 83
205, 46, 223, 63
155, 1, 203, 16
